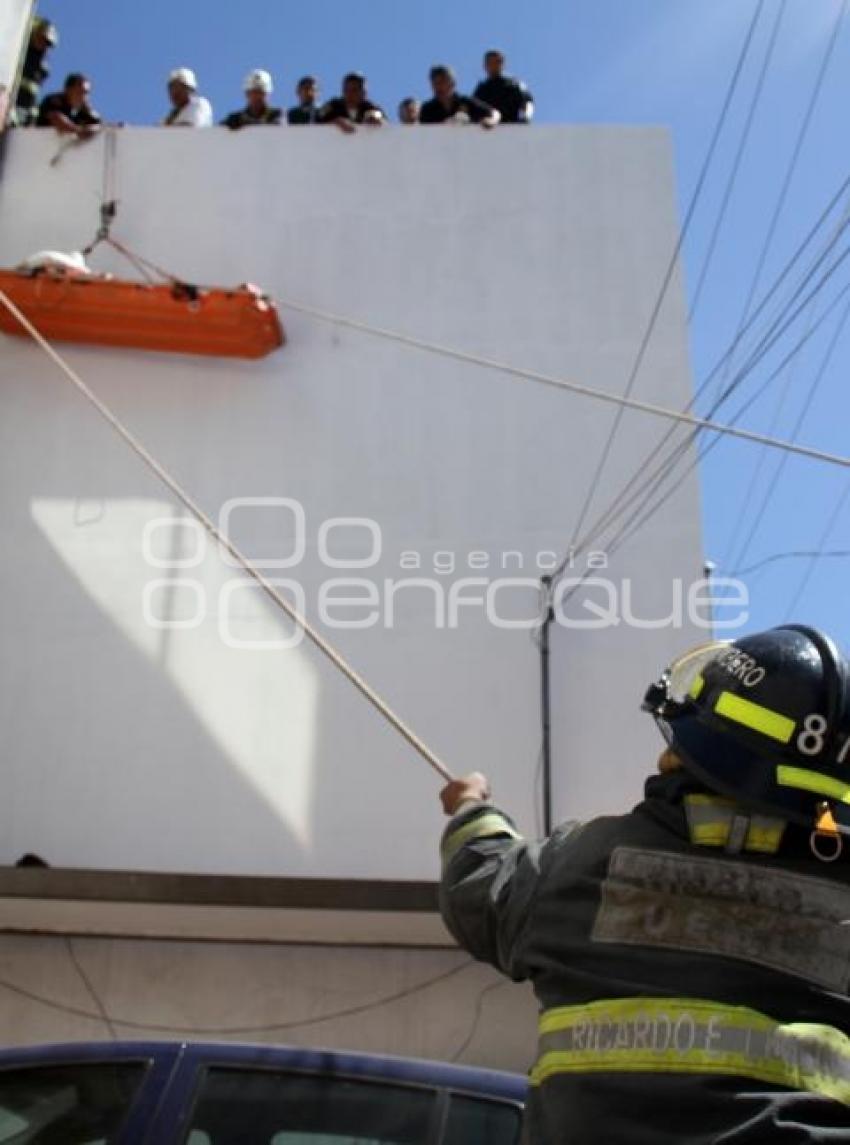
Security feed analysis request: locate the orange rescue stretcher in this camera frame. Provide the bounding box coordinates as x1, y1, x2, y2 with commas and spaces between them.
0, 269, 285, 359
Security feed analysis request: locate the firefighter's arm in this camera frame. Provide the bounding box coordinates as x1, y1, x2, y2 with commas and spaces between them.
438, 773, 541, 980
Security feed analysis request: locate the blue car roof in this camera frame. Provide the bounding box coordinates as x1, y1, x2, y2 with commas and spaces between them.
0, 1040, 527, 1101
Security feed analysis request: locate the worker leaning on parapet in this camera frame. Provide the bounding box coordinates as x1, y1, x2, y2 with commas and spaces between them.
221, 70, 282, 129
37, 72, 101, 137
419, 65, 500, 129
318, 72, 385, 133
13, 16, 58, 126
287, 76, 320, 125
163, 67, 213, 127
473, 49, 533, 124
439, 625, 850, 1144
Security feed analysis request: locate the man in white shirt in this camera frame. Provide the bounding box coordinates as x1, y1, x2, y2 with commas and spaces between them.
163, 67, 212, 127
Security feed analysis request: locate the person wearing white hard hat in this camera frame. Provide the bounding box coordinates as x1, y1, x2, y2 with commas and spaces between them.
163, 67, 213, 127
221, 69, 282, 129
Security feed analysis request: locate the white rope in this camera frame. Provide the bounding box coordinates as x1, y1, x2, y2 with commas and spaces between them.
279, 298, 850, 472
0, 288, 453, 783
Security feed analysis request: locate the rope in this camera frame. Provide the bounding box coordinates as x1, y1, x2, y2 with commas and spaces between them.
278, 297, 850, 471
0, 288, 453, 784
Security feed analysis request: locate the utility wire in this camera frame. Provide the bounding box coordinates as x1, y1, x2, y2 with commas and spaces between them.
711, 0, 848, 407
687, 0, 785, 321
607, 276, 850, 561
784, 476, 850, 618
560, 0, 766, 566
544, 167, 850, 583
730, 549, 850, 578
559, 229, 850, 571
0, 290, 454, 784
726, 290, 850, 575
0, 957, 475, 1036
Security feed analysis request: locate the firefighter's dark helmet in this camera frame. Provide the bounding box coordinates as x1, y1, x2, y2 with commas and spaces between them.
642, 625, 850, 833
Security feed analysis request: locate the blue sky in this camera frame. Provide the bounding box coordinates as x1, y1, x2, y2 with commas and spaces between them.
36, 0, 850, 650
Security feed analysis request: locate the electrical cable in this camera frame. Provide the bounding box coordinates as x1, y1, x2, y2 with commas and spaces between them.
544, 167, 850, 583
65, 938, 117, 1041
725, 290, 850, 575
730, 549, 850, 578
0, 956, 476, 1036
711, 0, 848, 407
563, 0, 766, 557
784, 476, 850, 618
687, 0, 786, 321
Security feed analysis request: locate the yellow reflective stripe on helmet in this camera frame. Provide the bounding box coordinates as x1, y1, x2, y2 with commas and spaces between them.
688, 672, 705, 700
776, 766, 850, 805
714, 691, 795, 743
440, 811, 520, 866
532, 997, 850, 1106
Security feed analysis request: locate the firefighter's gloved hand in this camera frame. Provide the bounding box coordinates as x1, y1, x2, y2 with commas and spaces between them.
440, 772, 491, 816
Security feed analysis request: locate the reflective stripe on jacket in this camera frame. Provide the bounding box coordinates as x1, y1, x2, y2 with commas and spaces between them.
438, 773, 850, 1143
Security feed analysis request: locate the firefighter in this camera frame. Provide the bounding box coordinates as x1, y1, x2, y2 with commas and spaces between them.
439, 625, 850, 1143
221, 70, 282, 129
14, 17, 58, 127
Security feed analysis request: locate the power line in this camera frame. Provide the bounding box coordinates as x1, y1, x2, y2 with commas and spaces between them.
726, 290, 850, 574
730, 549, 850, 578
710, 0, 849, 406
784, 475, 850, 617
561, 0, 767, 565
687, 0, 786, 321
559, 230, 850, 570
0, 956, 475, 1036
545, 168, 850, 578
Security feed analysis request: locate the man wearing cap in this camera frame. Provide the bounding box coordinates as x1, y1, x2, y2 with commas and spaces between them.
163, 68, 213, 127
221, 70, 282, 129
14, 17, 58, 126
439, 625, 850, 1142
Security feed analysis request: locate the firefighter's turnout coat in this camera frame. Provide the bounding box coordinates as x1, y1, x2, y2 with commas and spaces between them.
439, 773, 850, 1143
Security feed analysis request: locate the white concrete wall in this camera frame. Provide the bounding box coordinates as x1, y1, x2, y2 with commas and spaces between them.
0, 933, 537, 1072
0, 126, 704, 880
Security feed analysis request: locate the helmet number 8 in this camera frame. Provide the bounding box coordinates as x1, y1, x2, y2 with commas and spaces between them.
797, 714, 827, 756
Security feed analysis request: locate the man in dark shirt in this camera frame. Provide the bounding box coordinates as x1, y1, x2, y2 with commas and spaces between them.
37, 73, 101, 136
474, 49, 533, 124
221, 69, 282, 129
287, 76, 320, 125
398, 97, 420, 124
419, 65, 499, 129
14, 17, 58, 126
318, 73, 385, 133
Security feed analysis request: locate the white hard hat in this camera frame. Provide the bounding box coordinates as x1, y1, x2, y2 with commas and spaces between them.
244, 68, 273, 94
168, 67, 197, 90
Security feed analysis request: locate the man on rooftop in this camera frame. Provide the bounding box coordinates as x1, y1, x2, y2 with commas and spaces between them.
163, 68, 213, 127
287, 77, 320, 125
37, 73, 101, 137
419, 66, 499, 129
473, 50, 534, 124
319, 73, 385, 133
222, 70, 282, 129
